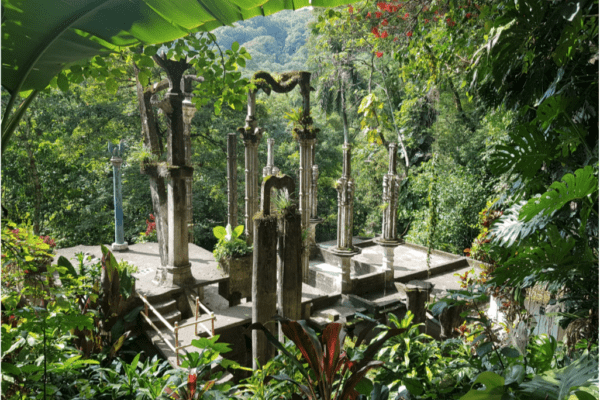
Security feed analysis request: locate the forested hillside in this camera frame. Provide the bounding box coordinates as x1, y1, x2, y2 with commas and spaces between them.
213, 9, 314, 73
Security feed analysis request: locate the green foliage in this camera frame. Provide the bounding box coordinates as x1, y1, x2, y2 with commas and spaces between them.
250, 319, 404, 400
373, 311, 475, 397
212, 224, 252, 263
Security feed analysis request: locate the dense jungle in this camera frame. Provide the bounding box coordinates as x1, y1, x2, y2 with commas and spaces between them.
1, 0, 598, 399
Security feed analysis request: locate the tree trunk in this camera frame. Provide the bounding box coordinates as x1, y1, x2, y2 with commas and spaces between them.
447, 78, 476, 133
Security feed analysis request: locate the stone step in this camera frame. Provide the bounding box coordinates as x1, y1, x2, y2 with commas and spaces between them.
151, 298, 178, 315
147, 308, 182, 330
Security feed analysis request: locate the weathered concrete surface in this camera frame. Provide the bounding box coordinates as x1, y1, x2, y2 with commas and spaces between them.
54, 242, 226, 298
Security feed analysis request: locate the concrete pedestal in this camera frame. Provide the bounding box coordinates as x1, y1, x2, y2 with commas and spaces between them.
330, 247, 360, 294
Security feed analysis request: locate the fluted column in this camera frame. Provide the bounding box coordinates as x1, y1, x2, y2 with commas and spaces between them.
308, 141, 322, 256
227, 132, 238, 228
331, 143, 360, 293
376, 143, 403, 282
109, 141, 128, 252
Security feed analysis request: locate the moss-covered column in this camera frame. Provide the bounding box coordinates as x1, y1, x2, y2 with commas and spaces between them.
239, 90, 263, 245
153, 57, 194, 287
295, 72, 316, 283
252, 214, 278, 369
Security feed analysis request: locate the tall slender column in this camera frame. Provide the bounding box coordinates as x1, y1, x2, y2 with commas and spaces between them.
182, 77, 197, 244
331, 143, 360, 293
239, 90, 263, 244
376, 143, 403, 282
308, 141, 322, 255
152, 57, 194, 287
227, 132, 238, 228
295, 72, 317, 282
109, 141, 128, 252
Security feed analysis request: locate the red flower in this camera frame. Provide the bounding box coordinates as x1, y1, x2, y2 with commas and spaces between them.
381, 31, 389, 38
367, 11, 371, 17
424, 18, 429, 23
466, 13, 472, 18
375, 11, 382, 18
188, 372, 197, 397
371, 27, 380, 37
406, 31, 413, 37
377, 2, 386, 10
376, 51, 383, 58
404, 12, 409, 18
381, 18, 388, 26
393, 37, 398, 42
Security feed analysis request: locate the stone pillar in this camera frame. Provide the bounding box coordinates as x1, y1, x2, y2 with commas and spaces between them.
298, 136, 315, 282
252, 214, 278, 369
258, 175, 300, 344
336, 143, 356, 250
330, 143, 360, 294
405, 280, 434, 328
262, 138, 281, 214
182, 77, 197, 244
227, 132, 238, 228
108, 141, 128, 252
152, 57, 194, 287
308, 142, 322, 256
239, 90, 263, 244
375, 143, 402, 282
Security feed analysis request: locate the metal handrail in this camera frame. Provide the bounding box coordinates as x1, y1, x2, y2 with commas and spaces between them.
139, 295, 216, 366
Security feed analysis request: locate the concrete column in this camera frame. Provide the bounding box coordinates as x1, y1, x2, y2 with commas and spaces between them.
108, 141, 128, 252
405, 280, 434, 328
280, 207, 302, 321
182, 79, 197, 244
240, 90, 263, 244
382, 143, 401, 241
227, 132, 238, 228
262, 138, 281, 214
330, 143, 360, 294
252, 215, 278, 369
336, 143, 356, 250
375, 143, 402, 282
297, 137, 315, 282
152, 57, 194, 287
308, 141, 322, 256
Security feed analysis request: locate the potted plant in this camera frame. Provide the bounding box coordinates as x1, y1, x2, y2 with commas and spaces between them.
213, 224, 253, 306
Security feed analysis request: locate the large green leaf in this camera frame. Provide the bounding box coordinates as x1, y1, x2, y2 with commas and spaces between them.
1, 0, 352, 96
520, 166, 598, 222
489, 123, 557, 178
519, 352, 599, 400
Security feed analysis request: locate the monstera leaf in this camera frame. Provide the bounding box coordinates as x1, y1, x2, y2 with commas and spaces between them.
520, 166, 598, 222
519, 352, 599, 400
489, 123, 558, 178
491, 202, 551, 247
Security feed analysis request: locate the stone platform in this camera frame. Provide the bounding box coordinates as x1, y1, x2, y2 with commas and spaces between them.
55, 239, 482, 368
